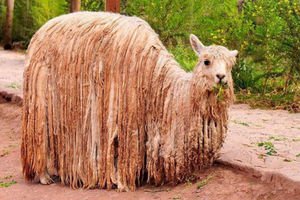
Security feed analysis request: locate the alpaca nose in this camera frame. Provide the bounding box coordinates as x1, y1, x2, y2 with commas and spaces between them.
216, 74, 226, 81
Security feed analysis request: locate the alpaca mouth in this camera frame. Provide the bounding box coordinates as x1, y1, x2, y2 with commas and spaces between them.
214, 81, 228, 90
219, 81, 228, 88
213, 83, 229, 101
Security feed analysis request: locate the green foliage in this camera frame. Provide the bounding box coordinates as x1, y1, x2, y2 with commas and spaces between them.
240, 1, 299, 85
0, 180, 17, 188
213, 84, 229, 102
125, 0, 197, 46
232, 59, 264, 91
82, 0, 104, 11
0, 0, 6, 41
268, 135, 288, 141
6, 82, 21, 89
257, 141, 277, 156
169, 44, 197, 72
12, 0, 67, 46
232, 120, 250, 127
196, 174, 213, 189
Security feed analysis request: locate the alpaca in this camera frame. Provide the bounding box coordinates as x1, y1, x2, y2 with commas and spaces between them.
21, 12, 238, 191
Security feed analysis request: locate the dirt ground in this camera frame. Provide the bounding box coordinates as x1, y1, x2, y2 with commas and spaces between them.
0, 102, 297, 200
0, 49, 24, 96
220, 103, 300, 194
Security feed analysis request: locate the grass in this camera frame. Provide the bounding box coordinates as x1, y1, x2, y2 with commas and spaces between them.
0, 144, 17, 157
292, 138, 300, 142
268, 135, 288, 141
0, 175, 16, 188
0, 180, 17, 188
196, 174, 214, 189
258, 153, 265, 159
232, 120, 250, 127
3, 175, 13, 180
257, 141, 277, 156
213, 84, 229, 101
0, 150, 10, 157
6, 82, 21, 89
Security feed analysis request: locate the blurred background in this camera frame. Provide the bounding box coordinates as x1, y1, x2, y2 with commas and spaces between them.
0, 0, 299, 111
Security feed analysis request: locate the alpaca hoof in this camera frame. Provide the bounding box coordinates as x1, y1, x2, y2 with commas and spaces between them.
117, 185, 129, 192
39, 174, 54, 185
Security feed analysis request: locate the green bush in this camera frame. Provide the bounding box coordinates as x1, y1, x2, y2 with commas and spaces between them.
169, 44, 197, 72
82, 0, 104, 11
12, 0, 67, 46
125, 0, 196, 46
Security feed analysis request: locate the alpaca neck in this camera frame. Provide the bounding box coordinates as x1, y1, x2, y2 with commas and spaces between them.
188, 73, 232, 120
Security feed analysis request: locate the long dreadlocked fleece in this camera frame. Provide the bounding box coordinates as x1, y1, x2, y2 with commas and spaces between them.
22, 12, 234, 191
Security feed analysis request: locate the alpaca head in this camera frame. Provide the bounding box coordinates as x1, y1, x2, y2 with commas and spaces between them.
190, 34, 238, 91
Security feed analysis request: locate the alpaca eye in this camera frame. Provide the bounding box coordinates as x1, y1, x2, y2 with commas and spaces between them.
204, 60, 210, 66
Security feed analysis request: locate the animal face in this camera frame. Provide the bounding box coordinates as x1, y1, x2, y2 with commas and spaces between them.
190, 34, 238, 89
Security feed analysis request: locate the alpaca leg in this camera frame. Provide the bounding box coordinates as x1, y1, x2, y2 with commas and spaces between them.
39, 171, 54, 185
33, 65, 51, 185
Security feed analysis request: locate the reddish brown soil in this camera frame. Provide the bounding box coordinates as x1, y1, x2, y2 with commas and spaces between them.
0, 102, 298, 200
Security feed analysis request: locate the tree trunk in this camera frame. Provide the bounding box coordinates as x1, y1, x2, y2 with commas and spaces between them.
3, 0, 15, 50
105, 0, 120, 13
70, 0, 80, 12
237, 0, 244, 12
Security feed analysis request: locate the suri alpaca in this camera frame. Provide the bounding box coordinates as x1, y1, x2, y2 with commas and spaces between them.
21, 12, 238, 191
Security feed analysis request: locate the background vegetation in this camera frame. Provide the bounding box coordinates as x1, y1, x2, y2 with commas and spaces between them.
0, 0, 299, 112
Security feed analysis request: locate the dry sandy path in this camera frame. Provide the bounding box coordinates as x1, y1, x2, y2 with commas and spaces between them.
0, 49, 24, 96
0, 48, 299, 199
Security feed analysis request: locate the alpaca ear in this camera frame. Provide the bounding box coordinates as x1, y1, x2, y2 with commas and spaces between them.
190, 34, 204, 56
230, 50, 238, 57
